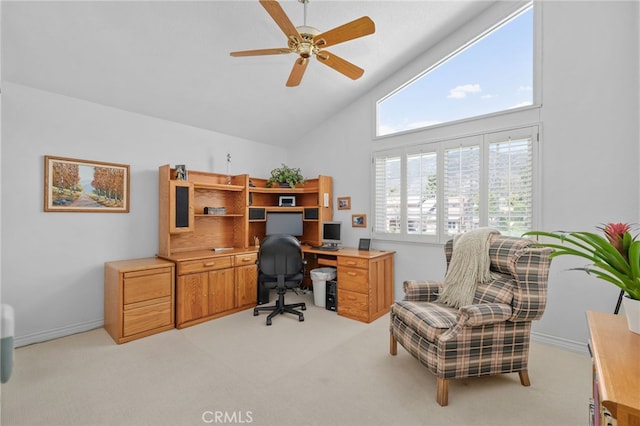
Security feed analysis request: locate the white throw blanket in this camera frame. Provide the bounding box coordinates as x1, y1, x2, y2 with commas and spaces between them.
437, 228, 500, 308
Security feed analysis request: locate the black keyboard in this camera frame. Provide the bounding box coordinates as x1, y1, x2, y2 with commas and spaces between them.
314, 245, 339, 251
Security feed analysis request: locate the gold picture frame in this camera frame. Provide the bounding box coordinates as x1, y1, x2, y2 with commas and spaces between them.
337, 196, 351, 210
44, 156, 130, 212
352, 214, 366, 228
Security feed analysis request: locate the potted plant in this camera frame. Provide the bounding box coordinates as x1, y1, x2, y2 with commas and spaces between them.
266, 164, 305, 188
524, 223, 640, 334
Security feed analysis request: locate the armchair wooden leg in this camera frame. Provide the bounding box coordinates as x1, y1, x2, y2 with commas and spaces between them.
519, 370, 531, 387
436, 377, 449, 406
390, 333, 397, 355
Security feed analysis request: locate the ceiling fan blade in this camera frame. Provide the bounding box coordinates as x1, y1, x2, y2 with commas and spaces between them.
286, 57, 309, 87
316, 51, 364, 80
259, 0, 301, 42
230, 48, 292, 57
313, 16, 375, 49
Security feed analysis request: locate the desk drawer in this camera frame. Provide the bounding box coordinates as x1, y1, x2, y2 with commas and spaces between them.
123, 268, 173, 305
235, 253, 257, 266
123, 301, 173, 337
338, 290, 369, 322
178, 256, 233, 275
338, 267, 369, 293
338, 256, 369, 269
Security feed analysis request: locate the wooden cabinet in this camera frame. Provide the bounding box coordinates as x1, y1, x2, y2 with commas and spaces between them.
247, 175, 332, 247
158, 165, 248, 257
587, 311, 640, 426
158, 165, 331, 328
104, 258, 175, 344
173, 251, 258, 328
304, 247, 395, 323
208, 268, 236, 315
235, 252, 258, 308
335, 251, 395, 323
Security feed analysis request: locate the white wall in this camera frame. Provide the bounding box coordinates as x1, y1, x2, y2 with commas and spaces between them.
1, 83, 288, 346
290, 1, 640, 351
2, 1, 637, 351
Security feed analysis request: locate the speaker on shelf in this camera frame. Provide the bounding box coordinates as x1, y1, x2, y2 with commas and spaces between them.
304, 208, 319, 220
175, 186, 190, 228
249, 208, 266, 220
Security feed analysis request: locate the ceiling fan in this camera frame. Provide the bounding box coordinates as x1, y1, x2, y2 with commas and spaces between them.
230, 0, 375, 87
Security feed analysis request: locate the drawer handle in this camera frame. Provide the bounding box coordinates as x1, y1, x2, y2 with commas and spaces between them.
346, 261, 356, 265
241, 258, 252, 262
204, 262, 215, 267
347, 271, 357, 276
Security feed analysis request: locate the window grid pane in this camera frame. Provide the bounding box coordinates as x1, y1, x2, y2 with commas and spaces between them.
407, 152, 437, 235
488, 138, 533, 236
444, 145, 480, 236
374, 155, 401, 233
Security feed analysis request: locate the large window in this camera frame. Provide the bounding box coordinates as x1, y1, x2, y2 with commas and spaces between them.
377, 2, 534, 137
373, 126, 537, 243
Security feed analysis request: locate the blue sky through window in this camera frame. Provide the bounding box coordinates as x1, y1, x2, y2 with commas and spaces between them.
377, 5, 533, 136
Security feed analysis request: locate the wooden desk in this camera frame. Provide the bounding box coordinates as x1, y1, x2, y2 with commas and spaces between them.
587, 311, 640, 426
303, 246, 395, 323
160, 248, 258, 329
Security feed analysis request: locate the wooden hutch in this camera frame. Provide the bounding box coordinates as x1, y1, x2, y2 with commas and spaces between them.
157, 165, 333, 328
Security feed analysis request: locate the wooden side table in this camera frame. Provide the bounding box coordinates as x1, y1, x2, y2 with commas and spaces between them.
587, 311, 640, 426
104, 258, 175, 344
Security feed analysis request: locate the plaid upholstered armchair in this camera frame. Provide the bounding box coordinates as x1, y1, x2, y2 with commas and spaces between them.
389, 235, 553, 406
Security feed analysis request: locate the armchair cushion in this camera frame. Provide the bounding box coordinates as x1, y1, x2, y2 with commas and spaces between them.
457, 303, 513, 327
391, 301, 457, 342
403, 280, 442, 302
472, 274, 514, 305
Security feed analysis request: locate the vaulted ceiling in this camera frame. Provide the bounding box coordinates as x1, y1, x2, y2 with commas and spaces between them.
2, 1, 495, 147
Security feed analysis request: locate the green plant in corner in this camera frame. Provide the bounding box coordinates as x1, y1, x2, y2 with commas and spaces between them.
266, 164, 305, 188
523, 223, 640, 301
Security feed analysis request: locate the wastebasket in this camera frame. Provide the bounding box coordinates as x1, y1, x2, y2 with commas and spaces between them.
310, 267, 337, 308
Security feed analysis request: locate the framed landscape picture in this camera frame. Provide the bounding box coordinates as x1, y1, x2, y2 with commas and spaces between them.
44, 156, 130, 212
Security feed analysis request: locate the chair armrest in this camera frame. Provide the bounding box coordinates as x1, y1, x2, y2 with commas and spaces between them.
403, 280, 442, 302
456, 303, 512, 326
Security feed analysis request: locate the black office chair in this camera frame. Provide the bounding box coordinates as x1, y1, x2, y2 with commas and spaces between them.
253, 234, 307, 326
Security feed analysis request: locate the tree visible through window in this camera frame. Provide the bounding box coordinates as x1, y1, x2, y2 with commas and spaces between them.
377, 3, 533, 137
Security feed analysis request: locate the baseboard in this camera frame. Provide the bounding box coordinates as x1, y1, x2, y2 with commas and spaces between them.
14, 319, 103, 348
531, 331, 589, 355
15, 320, 590, 355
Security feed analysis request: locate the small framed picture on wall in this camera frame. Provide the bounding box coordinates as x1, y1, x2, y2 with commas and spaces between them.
352, 214, 366, 228
337, 196, 351, 210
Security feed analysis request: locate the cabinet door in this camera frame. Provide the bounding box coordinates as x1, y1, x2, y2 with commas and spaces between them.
208, 269, 235, 314
177, 273, 208, 324
169, 181, 194, 233
236, 264, 258, 307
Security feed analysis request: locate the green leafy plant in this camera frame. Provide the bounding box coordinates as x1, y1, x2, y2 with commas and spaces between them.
523, 223, 640, 300
266, 164, 305, 188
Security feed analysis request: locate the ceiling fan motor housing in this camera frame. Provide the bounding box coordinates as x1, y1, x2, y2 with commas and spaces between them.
289, 26, 320, 58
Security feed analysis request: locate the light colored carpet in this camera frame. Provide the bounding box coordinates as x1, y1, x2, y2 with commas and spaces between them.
1, 292, 592, 426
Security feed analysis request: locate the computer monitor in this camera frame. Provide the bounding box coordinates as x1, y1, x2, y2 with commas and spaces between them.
265, 212, 303, 237
322, 221, 341, 247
